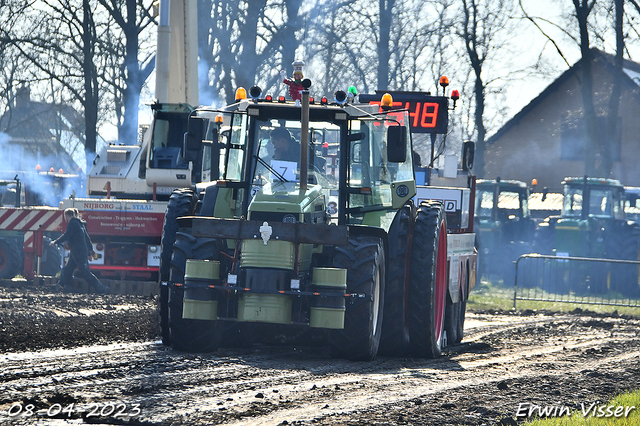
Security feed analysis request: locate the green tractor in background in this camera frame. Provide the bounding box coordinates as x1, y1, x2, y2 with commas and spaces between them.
535, 177, 640, 297
157, 85, 476, 361
474, 178, 536, 284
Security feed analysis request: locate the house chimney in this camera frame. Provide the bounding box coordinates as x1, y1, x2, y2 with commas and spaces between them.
16, 86, 30, 108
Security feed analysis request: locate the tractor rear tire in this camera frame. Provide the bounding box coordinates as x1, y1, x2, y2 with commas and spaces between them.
457, 296, 466, 343
40, 237, 62, 277
609, 222, 640, 298
408, 202, 447, 358
160, 189, 197, 282
533, 223, 555, 256
329, 235, 385, 361
378, 204, 412, 355
0, 239, 22, 279
443, 294, 459, 346
168, 232, 224, 352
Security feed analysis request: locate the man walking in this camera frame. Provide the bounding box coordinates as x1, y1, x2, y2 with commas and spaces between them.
50, 208, 110, 294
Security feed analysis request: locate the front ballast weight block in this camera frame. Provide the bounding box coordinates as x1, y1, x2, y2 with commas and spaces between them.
310, 267, 347, 329
238, 294, 292, 324
182, 259, 220, 321
237, 266, 348, 327
178, 216, 353, 329
240, 239, 295, 269
179, 258, 350, 328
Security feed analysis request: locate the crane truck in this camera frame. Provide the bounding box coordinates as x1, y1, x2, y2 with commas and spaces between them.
158, 77, 477, 360
25, 0, 205, 284
3, 0, 208, 285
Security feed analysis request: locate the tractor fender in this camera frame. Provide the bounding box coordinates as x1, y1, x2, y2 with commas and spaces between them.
196, 181, 220, 217
346, 225, 389, 270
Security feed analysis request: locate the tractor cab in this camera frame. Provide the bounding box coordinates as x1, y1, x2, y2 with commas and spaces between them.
536, 177, 635, 259
474, 178, 536, 281
475, 178, 534, 240
561, 177, 626, 221
187, 87, 415, 227
624, 186, 640, 223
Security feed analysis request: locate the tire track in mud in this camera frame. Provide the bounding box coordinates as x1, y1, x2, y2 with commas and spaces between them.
202, 320, 640, 426
0, 314, 638, 425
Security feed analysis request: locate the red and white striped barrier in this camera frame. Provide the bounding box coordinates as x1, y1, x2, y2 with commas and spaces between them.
0, 207, 64, 278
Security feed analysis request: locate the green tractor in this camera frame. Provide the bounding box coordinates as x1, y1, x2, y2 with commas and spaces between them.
158, 87, 474, 360
474, 178, 536, 283
535, 177, 640, 297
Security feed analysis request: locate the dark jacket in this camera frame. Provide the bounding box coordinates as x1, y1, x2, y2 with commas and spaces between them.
54, 217, 92, 257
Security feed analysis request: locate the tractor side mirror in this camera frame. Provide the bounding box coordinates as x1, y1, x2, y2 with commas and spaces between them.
351, 142, 362, 163
462, 140, 475, 171
387, 126, 407, 163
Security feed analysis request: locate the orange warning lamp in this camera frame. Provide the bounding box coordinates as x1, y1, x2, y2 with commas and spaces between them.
235, 87, 247, 102
381, 93, 393, 110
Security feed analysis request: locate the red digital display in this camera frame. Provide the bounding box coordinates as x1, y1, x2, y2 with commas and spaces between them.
359, 91, 449, 134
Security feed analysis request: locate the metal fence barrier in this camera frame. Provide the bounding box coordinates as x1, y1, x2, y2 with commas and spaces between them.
514, 254, 640, 309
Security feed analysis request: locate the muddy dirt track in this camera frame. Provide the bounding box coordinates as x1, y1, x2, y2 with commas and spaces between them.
0, 282, 639, 425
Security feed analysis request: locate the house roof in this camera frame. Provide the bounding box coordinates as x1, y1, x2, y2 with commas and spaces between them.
0, 90, 84, 142
487, 49, 640, 145
0, 86, 84, 172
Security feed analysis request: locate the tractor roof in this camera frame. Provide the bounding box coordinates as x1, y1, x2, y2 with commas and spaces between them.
562, 177, 623, 188
476, 179, 527, 189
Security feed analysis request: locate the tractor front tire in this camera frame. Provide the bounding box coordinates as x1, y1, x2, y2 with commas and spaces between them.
168, 285, 224, 352
378, 204, 412, 355
158, 189, 197, 345
329, 235, 385, 361
160, 189, 197, 282
167, 232, 223, 352
408, 202, 447, 358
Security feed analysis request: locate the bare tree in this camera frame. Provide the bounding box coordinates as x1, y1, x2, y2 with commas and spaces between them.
307, 0, 458, 95
0, 1, 29, 122
97, 0, 156, 144
603, 0, 624, 175
458, 0, 515, 177
304, 0, 376, 95
197, 0, 309, 106
571, 0, 603, 176
5, 0, 108, 159
378, 0, 395, 90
